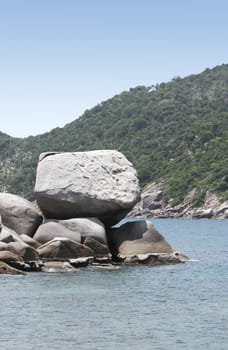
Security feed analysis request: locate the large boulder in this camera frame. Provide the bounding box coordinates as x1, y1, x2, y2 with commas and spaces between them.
34, 150, 140, 226
107, 220, 174, 257
0, 193, 43, 236
37, 237, 93, 259
33, 221, 82, 244
47, 218, 107, 244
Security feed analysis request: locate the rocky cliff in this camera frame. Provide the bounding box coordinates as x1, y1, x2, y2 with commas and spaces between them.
129, 182, 228, 219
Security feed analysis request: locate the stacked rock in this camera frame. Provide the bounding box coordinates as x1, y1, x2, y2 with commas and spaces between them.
0, 150, 186, 273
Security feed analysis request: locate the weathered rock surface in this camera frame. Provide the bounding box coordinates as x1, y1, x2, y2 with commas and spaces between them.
37, 237, 93, 259
108, 220, 173, 257
33, 221, 82, 244
0, 192, 43, 236
34, 150, 140, 226
50, 218, 107, 244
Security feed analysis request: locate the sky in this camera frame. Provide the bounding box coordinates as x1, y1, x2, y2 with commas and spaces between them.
0, 0, 228, 138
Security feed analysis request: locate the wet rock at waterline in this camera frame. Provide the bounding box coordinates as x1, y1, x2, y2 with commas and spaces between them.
0, 261, 25, 275
42, 261, 75, 273
34, 150, 140, 226
118, 252, 189, 265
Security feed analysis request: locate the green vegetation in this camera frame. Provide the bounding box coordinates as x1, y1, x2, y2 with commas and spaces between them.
0, 64, 228, 204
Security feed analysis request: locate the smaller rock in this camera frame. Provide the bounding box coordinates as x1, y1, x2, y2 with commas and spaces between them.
42, 261, 75, 273
84, 236, 110, 257
192, 208, 213, 219
94, 256, 112, 264
7, 241, 40, 261
69, 257, 93, 268
37, 237, 93, 259
33, 222, 81, 244
0, 261, 26, 275
118, 252, 189, 265
0, 250, 22, 263
214, 202, 228, 219
53, 218, 107, 245
0, 225, 23, 243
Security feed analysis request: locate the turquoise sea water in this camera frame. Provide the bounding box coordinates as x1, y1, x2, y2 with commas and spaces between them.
0, 219, 227, 350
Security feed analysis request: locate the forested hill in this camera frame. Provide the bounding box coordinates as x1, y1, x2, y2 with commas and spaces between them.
0, 64, 228, 205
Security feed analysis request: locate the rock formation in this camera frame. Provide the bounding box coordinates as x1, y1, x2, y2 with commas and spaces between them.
129, 182, 228, 219
0, 150, 188, 274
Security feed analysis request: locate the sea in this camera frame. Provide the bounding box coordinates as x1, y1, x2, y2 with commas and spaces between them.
0, 219, 227, 350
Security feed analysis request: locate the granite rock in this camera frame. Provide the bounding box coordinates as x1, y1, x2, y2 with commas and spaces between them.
108, 220, 173, 257
0, 192, 43, 236
34, 150, 140, 226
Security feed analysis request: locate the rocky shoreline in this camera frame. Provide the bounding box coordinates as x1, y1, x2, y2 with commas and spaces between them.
128, 182, 228, 219
0, 252, 189, 275
0, 150, 189, 275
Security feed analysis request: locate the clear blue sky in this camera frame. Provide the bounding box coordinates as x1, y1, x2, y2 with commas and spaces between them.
1, 0, 227, 137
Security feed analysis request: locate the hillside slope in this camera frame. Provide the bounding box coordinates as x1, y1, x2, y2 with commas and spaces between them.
0, 64, 227, 206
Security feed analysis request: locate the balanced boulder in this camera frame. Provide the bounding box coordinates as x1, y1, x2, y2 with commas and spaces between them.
108, 220, 174, 257
34, 150, 140, 226
0, 192, 43, 236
